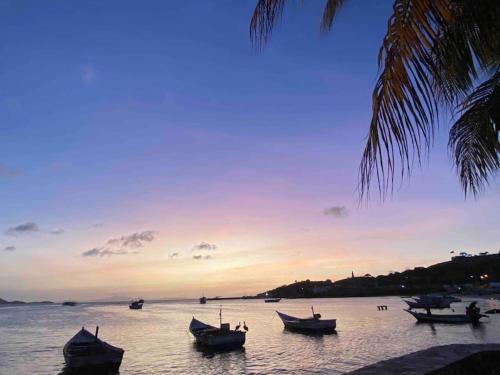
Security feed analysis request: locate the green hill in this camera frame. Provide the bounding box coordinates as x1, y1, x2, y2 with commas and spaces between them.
260, 253, 500, 298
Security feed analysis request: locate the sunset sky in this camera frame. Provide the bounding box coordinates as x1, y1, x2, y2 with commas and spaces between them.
1, 1, 498, 302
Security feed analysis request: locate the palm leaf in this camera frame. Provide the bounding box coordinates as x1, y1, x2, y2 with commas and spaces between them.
359, 0, 453, 199
320, 0, 345, 32
449, 72, 500, 196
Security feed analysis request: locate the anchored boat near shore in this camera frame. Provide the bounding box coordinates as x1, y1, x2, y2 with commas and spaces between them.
63, 327, 124, 371
405, 302, 486, 324
189, 308, 246, 349
276, 307, 336, 333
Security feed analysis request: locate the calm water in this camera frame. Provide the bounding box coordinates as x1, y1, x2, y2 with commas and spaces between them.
1, 296, 499, 374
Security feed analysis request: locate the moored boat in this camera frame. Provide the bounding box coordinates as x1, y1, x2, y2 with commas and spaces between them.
189, 309, 246, 349
199, 296, 207, 304
129, 299, 144, 310
264, 298, 281, 303
276, 307, 336, 333
63, 327, 124, 370
403, 294, 460, 310
405, 302, 486, 324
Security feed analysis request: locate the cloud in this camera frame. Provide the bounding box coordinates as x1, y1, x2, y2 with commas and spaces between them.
193, 254, 212, 260
81, 64, 96, 85
5, 222, 39, 236
92, 223, 103, 228
82, 247, 128, 257
82, 230, 157, 257
106, 231, 156, 249
50, 229, 65, 235
168, 252, 180, 259
192, 242, 217, 251
4, 246, 15, 251
323, 206, 348, 218
0, 164, 20, 178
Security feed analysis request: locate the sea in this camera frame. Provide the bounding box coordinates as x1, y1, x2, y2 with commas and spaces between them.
0, 296, 499, 374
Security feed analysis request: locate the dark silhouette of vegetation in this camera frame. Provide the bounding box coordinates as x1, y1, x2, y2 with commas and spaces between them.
250, 0, 500, 199
259, 253, 500, 298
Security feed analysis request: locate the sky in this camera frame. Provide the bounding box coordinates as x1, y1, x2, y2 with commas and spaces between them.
1, 1, 498, 302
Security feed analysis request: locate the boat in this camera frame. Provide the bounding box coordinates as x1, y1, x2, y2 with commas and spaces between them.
199, 296, 207, 304
405, 302, 486, 324
129, 299, 144, 310
62, 301, 77, 306
276, 307, 336, 333
264, 298, 281, 303
404, 299, 451, 309
63, 327, 124, 370
403, 295, 460, 309
189, 309, 246, 349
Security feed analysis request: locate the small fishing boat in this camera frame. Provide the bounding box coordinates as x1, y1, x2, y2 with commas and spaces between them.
264, 298, 281, 303
405, 302, 486, 324
404, 299, 451, 309
62, 301, 77, 306
403, 295, 460, 310
63, 327, 124, 370
189, 309, 246, 349
276, 307, 336, 333
199, 296, 207, 304
129, 299, 144, 310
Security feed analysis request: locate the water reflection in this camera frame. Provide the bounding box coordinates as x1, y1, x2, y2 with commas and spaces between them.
1, 297, 499, 375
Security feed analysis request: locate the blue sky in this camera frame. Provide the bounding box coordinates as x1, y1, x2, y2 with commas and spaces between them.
1, 1, 498, 301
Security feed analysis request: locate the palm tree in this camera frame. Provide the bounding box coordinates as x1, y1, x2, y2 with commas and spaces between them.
250, 0, 499, 199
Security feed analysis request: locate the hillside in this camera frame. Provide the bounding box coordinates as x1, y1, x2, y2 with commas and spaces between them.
260, 253, 500, 298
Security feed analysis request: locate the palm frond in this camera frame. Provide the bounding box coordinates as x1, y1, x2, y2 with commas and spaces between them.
359, 0, 454, 199
250, 0, 287, 49
320, 0, 345, 32
449, 72, 500, 196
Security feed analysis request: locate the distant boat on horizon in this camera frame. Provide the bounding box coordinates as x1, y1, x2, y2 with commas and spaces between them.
199, 296, 207, 304
264, 298, 281, 303
62, 301, 77, 306
129, 299, 144, 310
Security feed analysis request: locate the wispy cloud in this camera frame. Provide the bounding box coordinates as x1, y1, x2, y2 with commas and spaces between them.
106, 231, 156, 249
193, 254, 212, 260
81, 64, 96, 85
5, 222, 39, 236
50, 229, 65, 235
82, 230, 157, 257
82, 247, 128, 257
4, 246, 15, 251
323, 206, 348, 218
168, 252, 180, 259
192, 242, 217, 251
0, 164, 20, 178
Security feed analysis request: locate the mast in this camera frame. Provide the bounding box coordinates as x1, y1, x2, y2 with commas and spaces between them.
219, 305, 222, 327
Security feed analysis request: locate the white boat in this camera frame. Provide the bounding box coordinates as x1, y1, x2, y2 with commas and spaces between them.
189, 313, 246, 349
404, 299, 451, 309
404, 294, 460, 309
276, 308, 336, 333
63, 327, 124, 370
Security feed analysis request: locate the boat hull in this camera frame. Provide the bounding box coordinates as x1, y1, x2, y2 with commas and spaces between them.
405, 309, 480, 324
193, 331, 246, 348
277, 311, 336, 333
189, 317, 246, 349
63, 329, 124, 370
